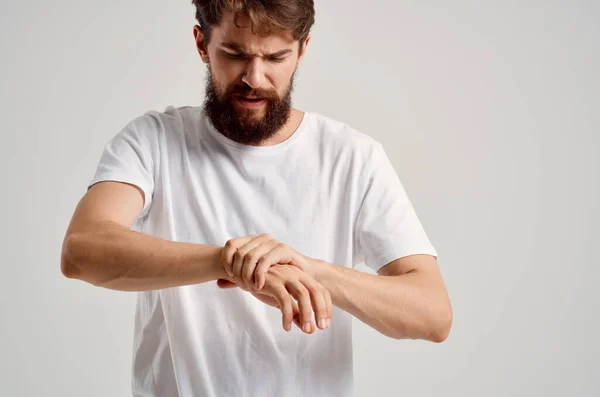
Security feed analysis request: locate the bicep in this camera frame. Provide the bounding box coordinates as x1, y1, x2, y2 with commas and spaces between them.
377, 254, 439, 277
65, 181, 145, 236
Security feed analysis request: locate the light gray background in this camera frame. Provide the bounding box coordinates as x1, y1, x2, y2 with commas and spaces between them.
1, 1, 598, 396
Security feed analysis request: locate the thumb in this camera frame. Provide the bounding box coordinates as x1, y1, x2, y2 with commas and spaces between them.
217, 279, 238, 289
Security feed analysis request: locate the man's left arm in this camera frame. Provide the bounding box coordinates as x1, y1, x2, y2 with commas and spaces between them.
313, 254, 452, 342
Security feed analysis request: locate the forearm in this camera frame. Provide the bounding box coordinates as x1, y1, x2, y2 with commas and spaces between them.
61, 220, 227, 291
315, 262, 451, 342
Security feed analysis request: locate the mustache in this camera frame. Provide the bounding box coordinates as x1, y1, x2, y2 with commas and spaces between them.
227, 84, 280, 101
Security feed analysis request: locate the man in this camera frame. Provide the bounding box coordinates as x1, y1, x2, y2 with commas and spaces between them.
61, 0, 453, 396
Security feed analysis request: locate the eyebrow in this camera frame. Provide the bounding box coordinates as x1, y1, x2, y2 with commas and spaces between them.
221, 42, 293, 57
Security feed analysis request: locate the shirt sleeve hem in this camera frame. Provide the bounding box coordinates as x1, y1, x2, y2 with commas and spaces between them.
368, 246, 438, 273
88, 174, 153, 219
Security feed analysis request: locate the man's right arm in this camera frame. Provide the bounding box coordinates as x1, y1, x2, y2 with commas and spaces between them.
61, 181, 230, 291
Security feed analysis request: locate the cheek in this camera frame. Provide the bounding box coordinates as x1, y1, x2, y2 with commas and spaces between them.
209, 58, 244, 85
212, 71, 242, 95
270, 64, 296, 92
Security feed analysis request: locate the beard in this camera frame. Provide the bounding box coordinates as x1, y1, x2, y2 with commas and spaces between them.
203, 66, 295, 146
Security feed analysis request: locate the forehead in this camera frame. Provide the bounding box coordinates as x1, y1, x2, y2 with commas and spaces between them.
211, 11, 297, 53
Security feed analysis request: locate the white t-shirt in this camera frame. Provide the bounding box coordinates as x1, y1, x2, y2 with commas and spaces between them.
89, 105, 437, 397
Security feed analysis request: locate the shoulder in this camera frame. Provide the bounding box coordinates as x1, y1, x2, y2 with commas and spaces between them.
307, 111, 384, 162
136, 105, 200, 129
123, 105, 202, 140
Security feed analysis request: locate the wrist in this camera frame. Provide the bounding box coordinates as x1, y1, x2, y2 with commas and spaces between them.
311, 259, 334, 285
201, 245, 230, 282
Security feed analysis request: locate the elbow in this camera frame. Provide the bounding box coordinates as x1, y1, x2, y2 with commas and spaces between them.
61, 233, 81, 279
385, 303, 453, 342
61, 232, 121, 289
61, 233, 92, 281
430, 305, 453, 343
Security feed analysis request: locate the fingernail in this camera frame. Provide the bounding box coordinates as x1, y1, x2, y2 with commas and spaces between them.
327, 319, 331, 328
303, 323, 311, 333
319, 319, 326, 329
285, 323, 291, 332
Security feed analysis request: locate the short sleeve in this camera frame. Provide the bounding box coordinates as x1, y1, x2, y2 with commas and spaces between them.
353, 143, 437, 272
88, 114, 158, 220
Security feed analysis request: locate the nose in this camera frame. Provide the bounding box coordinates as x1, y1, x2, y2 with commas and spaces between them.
241, 58, 266, 89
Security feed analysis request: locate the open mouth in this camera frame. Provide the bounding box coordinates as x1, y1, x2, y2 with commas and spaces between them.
234, 95, 267, 108
237, 95, 263, 101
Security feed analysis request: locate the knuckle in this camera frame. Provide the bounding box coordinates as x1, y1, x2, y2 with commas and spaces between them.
306, 282, 319, 294
256, 259, 268, 271
247, 252, 260, 264
298, 286, 310, 300
223, 247, 235, 259
301, 307, 312, 318
316, 301, 327, 313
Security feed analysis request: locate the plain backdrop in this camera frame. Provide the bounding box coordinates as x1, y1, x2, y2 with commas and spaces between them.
1, 1, 598, 396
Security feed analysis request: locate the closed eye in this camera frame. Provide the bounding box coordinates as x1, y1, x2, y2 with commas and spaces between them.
224, 52, 244, 60
223, 51, 287, 63
268, 56, 286, 63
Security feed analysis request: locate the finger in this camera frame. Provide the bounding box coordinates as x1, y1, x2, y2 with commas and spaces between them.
271, 285, 293, 332
299, 275, 330, 330
232, 247, 251, 289
253, 242, 288, 291
285, 279, 314, 334
243, 240, 278, 291
216, 279, 238, 289
233, 234, 272, 289
292, 299, 303, 330
255, 241, 296, 287
325, 286, 332, 328
223, 235, 256, 277
265, 265, 310, 331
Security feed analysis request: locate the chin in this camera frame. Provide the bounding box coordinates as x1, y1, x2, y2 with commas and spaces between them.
235, 108, 266, 120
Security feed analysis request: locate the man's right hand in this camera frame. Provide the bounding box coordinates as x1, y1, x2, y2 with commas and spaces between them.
218, 264, 332, 334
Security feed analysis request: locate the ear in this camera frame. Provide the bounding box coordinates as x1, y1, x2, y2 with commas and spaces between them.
297, 34, 311, 64
193, 25, 210, 64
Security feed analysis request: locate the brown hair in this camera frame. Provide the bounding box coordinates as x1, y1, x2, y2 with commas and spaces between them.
192, 0, 315, 48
